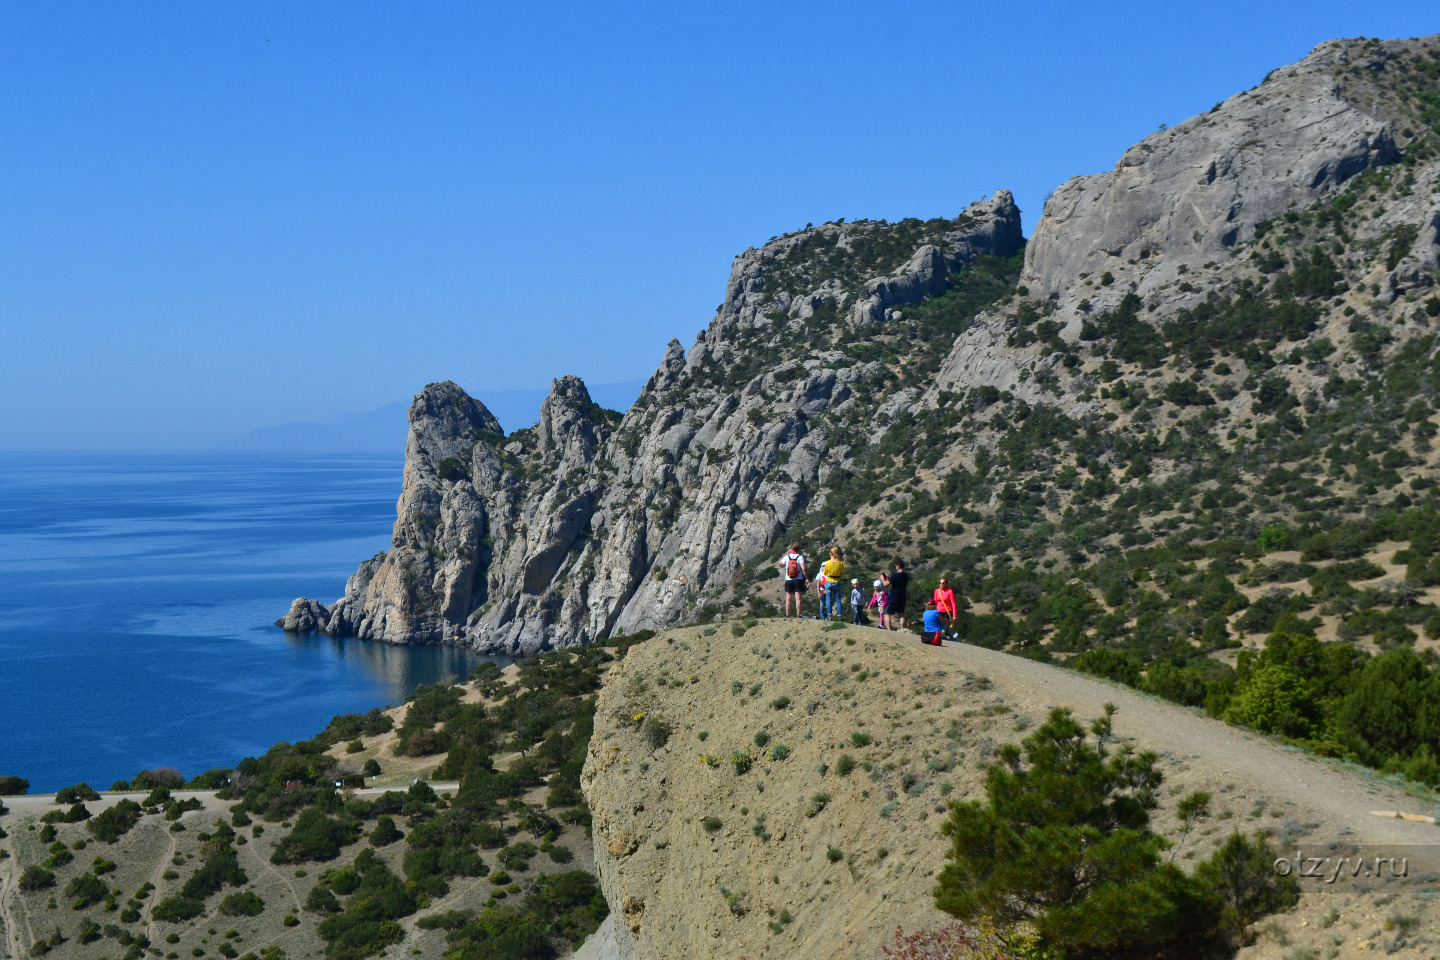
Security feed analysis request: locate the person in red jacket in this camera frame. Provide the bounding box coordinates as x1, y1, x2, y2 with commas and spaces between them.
933, 576, 958, 621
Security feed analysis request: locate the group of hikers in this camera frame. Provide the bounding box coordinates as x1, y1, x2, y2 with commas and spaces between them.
777, 544, 959, 646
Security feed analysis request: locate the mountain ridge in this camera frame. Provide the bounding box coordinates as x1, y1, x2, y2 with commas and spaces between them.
282, 35, 1440, 704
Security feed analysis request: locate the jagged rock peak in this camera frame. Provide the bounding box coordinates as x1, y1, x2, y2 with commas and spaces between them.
1023, 36, 1400, 302
409, 380, 503, 439
645, 338, 688, 394
537, 375, 606, 467
711, 190, 1025, 337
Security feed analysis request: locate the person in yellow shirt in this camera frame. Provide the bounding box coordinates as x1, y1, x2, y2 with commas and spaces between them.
821, 548, 846, 620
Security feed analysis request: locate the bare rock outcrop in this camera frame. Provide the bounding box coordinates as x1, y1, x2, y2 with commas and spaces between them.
1023, 38, 1398, 306
275, 598, 329, 633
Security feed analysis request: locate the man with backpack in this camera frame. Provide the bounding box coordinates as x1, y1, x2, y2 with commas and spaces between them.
778, 543, 808, 618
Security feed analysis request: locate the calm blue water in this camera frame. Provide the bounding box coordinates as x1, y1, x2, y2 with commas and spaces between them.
0, 452, 491, 793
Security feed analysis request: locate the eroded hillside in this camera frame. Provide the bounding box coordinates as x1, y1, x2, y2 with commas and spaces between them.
580, 621, 1440, 960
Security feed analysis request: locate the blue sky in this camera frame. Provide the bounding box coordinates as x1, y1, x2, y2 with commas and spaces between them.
2, 2, 1436, 448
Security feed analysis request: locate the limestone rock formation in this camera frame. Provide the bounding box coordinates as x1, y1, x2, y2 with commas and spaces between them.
1023, 39, 1398, 305
283, 193, 1024, 654
283, 34, 1440, 657
275, 598, 329, 633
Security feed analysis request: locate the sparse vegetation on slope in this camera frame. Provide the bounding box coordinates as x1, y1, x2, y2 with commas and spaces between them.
0, 650, 612, 960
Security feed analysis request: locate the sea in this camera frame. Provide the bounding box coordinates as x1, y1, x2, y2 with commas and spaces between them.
0, 452, 494, 793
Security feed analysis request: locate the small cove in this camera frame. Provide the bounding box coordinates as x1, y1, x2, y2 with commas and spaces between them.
0, 451, 499, 792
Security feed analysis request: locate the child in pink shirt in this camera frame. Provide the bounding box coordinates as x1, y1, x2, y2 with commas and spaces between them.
867, 579, 889, 629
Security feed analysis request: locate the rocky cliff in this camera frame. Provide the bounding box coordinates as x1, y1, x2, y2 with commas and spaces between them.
284, 34, 1440, 658
281, 193, 1024, 653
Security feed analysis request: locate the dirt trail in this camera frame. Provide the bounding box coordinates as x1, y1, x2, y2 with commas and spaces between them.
0, 833, 35, 960
934, 639, 1440, 866
143, 830, 180, 946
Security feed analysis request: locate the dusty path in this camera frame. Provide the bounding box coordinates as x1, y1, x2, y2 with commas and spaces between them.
143, 829, 180, 946
0, 782, 460, 820
934, 639, 1440, 866
0, 838, 34, 960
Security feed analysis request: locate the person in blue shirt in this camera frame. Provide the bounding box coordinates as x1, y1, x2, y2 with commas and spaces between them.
921, 599, 950, 646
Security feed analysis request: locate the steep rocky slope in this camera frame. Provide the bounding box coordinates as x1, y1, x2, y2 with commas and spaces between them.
282, 194, 1024, 652
285, 34, 1440, 666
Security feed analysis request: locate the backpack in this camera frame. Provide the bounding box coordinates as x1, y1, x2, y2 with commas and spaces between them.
785, 553, 801, 579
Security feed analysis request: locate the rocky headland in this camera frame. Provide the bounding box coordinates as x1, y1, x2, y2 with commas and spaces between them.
284, 34, 1440, 664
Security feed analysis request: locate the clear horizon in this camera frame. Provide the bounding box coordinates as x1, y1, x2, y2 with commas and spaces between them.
3, 1, 1436, 449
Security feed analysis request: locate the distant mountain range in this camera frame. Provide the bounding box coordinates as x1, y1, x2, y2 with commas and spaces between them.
220, 379, 647, 451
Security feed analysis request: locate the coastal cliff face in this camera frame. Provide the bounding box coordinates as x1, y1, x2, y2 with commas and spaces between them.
283, 193, 1025, 653
285, 35, 1440, 656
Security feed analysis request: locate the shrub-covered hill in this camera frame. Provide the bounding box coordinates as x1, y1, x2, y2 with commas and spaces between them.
0, 647, 629, 960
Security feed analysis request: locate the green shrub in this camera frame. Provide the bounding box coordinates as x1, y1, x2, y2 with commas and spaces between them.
522, 871, 608, 947
219, 893, 265, 917
152, 896, 205, 923
17, 869, 53, 898
314, 859, 415, 960
164, 797, 202, 821
497, 842, 537, 872
361, 759, 381, 777
326, 867, 361, 895
65, 872, 108, 910
1070, 648, 1142, 686
1224, 663, 1317, 738
45, 802, 91, 823
835, 754, 857, 776
369, 816, 403, 847
88, 799, 142, 843
850, 732, 872, 747
54, 783, 100, 804
935, 705, 1295, 957
270, 809, 359, 864
154, 840, 248, 922
304, 887, 340, 915
1194, 831, 1299, 943
803, 793, 830, 818
0, 775, 28, 795
415, 910, 475, 931
42, 845, 72, 869
641, 716, 672, 750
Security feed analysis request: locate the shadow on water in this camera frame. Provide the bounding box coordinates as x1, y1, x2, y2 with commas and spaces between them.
282, 630, 511, 693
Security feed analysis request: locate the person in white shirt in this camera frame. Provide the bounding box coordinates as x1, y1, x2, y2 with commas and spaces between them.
777, 543, 808, 618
